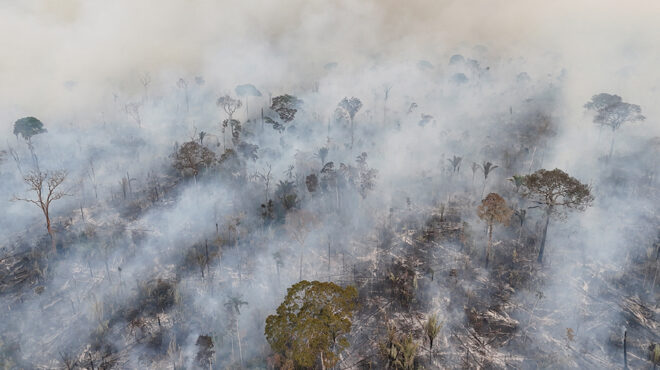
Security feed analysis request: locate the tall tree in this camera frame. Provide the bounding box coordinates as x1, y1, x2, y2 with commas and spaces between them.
477, 193, 513, 268
13, 117, 46, 143
265, 280, 358, 370
423, 314, 443, 362
14, 116, 47, 167
172, 141, 216, 183
480, 161, 498, 198
225, 295, 248, 365
14, 170, 69, 251
235, 84, 262, 119
217, 95, 242, 148
270, 94, 302, 123
336, 97, 363, 149
584, 93, 645, 158
448, 155, 462, 174
522, 169, 594, 263
285, 210, 317, 280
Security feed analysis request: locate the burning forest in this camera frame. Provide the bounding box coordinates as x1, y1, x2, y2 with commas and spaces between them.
0, 1, 659, 369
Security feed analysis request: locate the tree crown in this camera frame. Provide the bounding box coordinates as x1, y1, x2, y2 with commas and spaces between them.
523, 168, 594, 213
584, 93, 645, 131
477, 192, 513, 226
265, 280, 358, 368
14, 117, 47, 141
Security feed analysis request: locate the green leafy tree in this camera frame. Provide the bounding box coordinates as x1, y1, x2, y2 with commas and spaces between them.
265, 280, 358, 369
523, 169, 594, 263
380, 323, 419, 369
424, 314, 443, 362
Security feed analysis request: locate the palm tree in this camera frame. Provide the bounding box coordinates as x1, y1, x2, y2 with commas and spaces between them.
481, 161, 498, 198
225, 295, 248, 365
424, 314, 443, 362
448, 155, 462, 174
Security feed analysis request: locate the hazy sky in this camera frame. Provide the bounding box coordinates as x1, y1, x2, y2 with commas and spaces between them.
2, 0, 659, 125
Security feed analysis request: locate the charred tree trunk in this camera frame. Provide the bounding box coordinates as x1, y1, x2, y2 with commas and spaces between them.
47, 219, 56, 252
609, 128, 617, 159
486, 224, 493, 268
350, 118, 354, 150
623, 330, 628, 369
237, 319, 243, 365
538, 207, 552, 264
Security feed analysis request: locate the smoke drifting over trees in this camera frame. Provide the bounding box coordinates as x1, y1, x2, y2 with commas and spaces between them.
1, 0, 659, 369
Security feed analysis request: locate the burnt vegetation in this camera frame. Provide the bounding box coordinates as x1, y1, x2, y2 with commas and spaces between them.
0, 51, 658, 370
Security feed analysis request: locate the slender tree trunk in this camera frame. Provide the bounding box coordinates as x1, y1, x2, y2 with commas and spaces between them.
46, 216, 56, 252
237, 319, 243, 365
609, 129, 616, 159
481, 178, 487, 199
320, 351, 326, 370
538, 207, 552, 264
299, 248, 304, 281
486, 224, 493, 268
328, 240, 331, 272
205, 240, 210, 276
429, 340, 433, 363
623, 330, 628, 369
350, 118, 354, 149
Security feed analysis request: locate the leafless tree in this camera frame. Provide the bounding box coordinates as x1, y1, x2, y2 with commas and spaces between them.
177, 78, 189, 112
14, 170, 69, 251
139, 72, 151, 102
285, 210, 317, 280
125, 102, 142, 127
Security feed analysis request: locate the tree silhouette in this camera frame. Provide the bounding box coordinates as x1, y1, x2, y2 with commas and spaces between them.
480, 161, 498, 197
448, 155, 462, 173
285, 210, 317, 280
225, 294, 248, 365
523, 169, 594, 263
270, 94, 302, 123
584, 93, 645, 158
13, 117, 46, 143
217, 95, 242, 148
14, 116, 47, 167
235, 84, 262, 119
336, 97, 363, 149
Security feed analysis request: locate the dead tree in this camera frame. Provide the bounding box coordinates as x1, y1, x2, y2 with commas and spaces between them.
14, 170, 69, 251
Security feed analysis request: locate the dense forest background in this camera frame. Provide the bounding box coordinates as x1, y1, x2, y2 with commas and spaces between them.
1, 1, 659, 369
